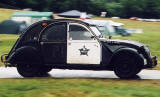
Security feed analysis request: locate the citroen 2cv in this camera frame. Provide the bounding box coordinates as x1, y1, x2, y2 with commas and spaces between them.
1, 19, 157, 78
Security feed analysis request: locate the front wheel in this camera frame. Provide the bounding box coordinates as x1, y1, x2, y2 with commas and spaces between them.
113, 52, 143, 79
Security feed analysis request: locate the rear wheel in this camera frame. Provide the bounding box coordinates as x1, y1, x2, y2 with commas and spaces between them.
113, 52, 143, 79
40, 66, 52, 74
17, 64, 42, 77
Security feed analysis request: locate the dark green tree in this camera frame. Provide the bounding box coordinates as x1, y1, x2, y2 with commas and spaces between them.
1, 0, 160, 18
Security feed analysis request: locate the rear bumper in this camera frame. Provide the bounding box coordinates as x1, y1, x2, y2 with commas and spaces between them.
143, 56, 157, 68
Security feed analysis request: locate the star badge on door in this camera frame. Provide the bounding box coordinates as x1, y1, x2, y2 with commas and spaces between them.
79, 45, 90, 56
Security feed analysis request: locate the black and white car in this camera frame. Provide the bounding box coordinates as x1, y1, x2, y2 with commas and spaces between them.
1, 19, 157, 78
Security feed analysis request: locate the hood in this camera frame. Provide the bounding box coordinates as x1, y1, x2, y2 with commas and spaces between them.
100, 39, 151, 59
101, 39, 146, 48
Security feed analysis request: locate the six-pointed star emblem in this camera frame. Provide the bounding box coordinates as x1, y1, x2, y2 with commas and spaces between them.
79, 45, 90, 56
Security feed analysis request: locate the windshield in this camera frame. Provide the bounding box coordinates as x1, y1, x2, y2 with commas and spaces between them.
90, 26, 102, 37
97, 26, 105, 33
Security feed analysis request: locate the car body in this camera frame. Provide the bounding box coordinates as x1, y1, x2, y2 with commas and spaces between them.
1, 19, 157, 78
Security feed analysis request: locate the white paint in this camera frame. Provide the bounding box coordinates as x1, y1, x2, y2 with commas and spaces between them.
67, 40, 101, 64
90, 26, 101, 36
67, 23, 101, 65
0, 67, 22, 78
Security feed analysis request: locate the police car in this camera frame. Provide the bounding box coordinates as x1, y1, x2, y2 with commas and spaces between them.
1, 19, 157, 78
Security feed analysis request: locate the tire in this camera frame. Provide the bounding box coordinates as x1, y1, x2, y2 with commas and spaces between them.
113, 52, 143, 79
40, 66, 52, 74
17, 64, 42, 77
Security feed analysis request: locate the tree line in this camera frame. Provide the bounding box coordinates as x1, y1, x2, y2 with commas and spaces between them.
1, 0, 160, 18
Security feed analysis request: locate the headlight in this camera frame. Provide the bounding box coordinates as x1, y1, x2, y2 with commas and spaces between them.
144, 46, 151, 56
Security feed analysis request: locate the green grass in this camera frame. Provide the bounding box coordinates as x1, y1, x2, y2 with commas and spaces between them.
0, 79, 160, 97
0, 34, 18, 53
0, 9, 13, 22
0, 34, 18, 66
0, 8, 31, 22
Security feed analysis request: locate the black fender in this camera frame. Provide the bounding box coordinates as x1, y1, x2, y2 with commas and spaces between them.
109, 48, 144, 68
7, 46, 42, 64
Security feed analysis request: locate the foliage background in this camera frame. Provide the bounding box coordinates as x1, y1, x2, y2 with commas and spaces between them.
0, 0, 160, 18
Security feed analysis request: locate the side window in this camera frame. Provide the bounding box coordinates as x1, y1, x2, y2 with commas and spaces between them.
41, 23, 67, 42
69, 24, 92, 40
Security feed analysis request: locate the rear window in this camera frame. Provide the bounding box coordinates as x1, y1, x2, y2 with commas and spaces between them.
41, 23, 67, 42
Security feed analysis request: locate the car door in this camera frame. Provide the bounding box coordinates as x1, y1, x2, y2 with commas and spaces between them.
67, 23, 101, 65
40, 22, 67, 64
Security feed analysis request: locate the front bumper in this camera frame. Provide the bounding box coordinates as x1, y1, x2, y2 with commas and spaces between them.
1, 54, 9, 67
144, 56, 157, 68
1, 54, 8, 63
1, 54, 16, 67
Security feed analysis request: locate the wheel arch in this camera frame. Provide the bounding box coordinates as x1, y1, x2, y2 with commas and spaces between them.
7, 46, 43, 65
109, 47, 144, 68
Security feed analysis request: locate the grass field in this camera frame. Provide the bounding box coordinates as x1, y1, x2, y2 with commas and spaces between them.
1, 79, 160, 97
0, 8, 31, 22
0, 8, 160, 97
